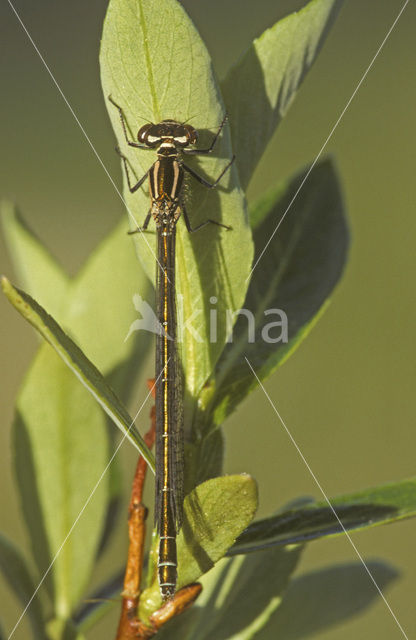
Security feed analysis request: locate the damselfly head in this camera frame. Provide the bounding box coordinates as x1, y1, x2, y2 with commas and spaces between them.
138, 120, 198, 148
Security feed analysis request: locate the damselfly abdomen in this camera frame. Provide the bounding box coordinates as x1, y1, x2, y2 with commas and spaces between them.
110, 97, 233, 600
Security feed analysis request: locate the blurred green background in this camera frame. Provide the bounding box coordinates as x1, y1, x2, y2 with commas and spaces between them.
1, 0, 415, 638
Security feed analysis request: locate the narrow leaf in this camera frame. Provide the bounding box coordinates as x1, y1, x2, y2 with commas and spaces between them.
222, 0, 344, 189
256, 562, 399, 639
2, 277, 154, 469
0, 533, 46, 639
230, 477, 416, 554
1, 201, 69, 318
139, 474, 258, 618
100, 0, 253, 397
198, 159, 348, 430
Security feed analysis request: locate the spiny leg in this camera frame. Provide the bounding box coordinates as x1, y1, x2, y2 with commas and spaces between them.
127, 210, 152, 234
183, 113, 229, 156
108, 95, 152, 150
181, 202, 231, 233
115, 146, 149, 194
182, 154, 235, 189
115, 147, 153, 233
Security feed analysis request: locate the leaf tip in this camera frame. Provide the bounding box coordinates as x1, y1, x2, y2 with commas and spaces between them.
1, 275, 11, 294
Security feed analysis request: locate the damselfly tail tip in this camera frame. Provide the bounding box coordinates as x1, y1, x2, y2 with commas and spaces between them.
160, 584, 176, 602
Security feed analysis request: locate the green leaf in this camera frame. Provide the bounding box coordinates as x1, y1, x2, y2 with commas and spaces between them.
198, 159, 348, 430
184, 427, 224, 494
13, 345, 109, 616
65, 219, 152, 378
46, 618, 86, 640
222, 0, 344, 189
231, 476, 416, 554
1, 204, 152, 381
256, 561, 399, 639
74, 570, 123, 632
139, 474, 258, 619
100, 0, 253, 397
0, 533, 47, 639
2, 210, 153, 593
188, 547, 302, 640
1, 201, 69, 318
1, 277, 154, 468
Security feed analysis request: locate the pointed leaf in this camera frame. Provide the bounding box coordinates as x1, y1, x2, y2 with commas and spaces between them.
139, 474, 258, 618
67, 219, 152, 377
231, 477, 416, 554
257, 562, 399, 639
0, 533, 46, 639
222, 0, 344, 189
2, 277, 154, 468
2, 204, 152, 382
198, 159, 348, 431
100, 0, 253, 397
13, 345, 109, 615
1, 201, 69, 317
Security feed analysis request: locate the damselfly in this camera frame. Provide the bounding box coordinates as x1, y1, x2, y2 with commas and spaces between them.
109, 97, 234, 600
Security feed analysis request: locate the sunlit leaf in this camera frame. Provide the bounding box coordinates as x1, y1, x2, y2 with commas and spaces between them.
222, 0, 344, 188
231, 476, 416, 554
13, 345, 109, 613
2, 277, 154, 468
139, 474, 258, 618
100, 0, 253, 396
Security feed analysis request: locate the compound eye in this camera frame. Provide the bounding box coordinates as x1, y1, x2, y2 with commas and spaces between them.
184, 124, 198, 145
138, 124, 158, 146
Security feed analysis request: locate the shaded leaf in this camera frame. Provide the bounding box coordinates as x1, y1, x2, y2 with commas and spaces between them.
65, 219, 152, 378
74, 570, 123, 632
198, 159, 348, 431
1, 204, 152, 383
189, 546, 303, 640
1, 201, 69, 318
100, 0, 253, 397
222, 0, 344, 189
13, 345, 109, 614
184, 428, 224, 495
2, 277, 154, 468
231, 476, 416, 554
46, 618, 86, 640
0, 533, 46, 639
256, 561, 399, 639
139, 474, 258, 618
